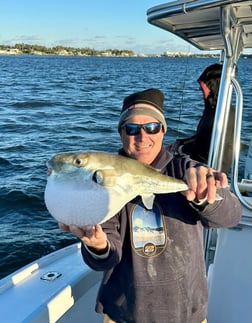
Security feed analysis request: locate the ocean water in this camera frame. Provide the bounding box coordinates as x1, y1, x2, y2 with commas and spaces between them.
0, 55, 251, 279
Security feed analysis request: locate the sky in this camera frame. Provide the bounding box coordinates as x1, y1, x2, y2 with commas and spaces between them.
0, 0, 199, 55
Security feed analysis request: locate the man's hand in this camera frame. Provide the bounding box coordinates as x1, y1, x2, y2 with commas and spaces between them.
183, 166, 228, 204
59, 223, 108, 251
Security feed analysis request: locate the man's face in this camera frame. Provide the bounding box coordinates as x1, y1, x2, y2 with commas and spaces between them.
120, 114, 164, 165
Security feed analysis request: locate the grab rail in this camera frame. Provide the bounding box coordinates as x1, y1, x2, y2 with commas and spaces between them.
208, 5, 252, 211
230, 78, 252, 210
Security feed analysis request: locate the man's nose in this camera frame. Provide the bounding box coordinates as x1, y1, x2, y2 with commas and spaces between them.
137, 128, 148, 138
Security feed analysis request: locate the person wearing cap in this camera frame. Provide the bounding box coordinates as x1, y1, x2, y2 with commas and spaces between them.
168, 64, 235, 173
60, 88, 241, 323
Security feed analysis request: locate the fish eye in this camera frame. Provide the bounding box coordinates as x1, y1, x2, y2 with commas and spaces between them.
73, 156, 88, 167
92, 171, 103, 185
74, 158, 82, 166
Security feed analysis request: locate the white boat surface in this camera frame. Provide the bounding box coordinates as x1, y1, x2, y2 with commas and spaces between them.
0, 243, 102, 322
0, 1, 252, 322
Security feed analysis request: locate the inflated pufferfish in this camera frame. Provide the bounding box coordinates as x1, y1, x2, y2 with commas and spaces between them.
44, 151, 188, 226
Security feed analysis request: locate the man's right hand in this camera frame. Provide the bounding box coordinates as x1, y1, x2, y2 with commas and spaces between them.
59, 222, 108, 252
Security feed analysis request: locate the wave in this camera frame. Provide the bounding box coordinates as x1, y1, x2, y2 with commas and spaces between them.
0, 189, 44, 211
0, 156, 12, 166
0, 143, 27, 152
11, 100, 58, 108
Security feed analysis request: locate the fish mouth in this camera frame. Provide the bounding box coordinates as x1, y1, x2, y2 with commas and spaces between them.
47, 166, 52, 176
46, 160, 53, 176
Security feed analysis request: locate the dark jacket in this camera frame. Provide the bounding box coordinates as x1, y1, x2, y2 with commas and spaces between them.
81, 146, 241, 323
176, 63, 234, 173
177, 103, 235, 172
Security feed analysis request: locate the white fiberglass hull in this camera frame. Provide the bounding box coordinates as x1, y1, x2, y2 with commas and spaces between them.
0, 243, 102, 323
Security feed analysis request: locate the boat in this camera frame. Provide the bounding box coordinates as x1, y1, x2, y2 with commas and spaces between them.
147, 1, 252, 322
0, 1, 251, 322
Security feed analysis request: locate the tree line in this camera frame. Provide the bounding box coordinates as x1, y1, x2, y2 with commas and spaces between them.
0, 43, 135, 56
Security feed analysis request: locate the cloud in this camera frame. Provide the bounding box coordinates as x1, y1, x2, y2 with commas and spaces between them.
2, 35, 43, 45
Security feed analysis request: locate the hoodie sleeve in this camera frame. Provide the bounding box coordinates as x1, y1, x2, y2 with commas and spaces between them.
191, 188, 242, 228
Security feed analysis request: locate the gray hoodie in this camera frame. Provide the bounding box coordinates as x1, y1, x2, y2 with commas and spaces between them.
81, 146, 242, 323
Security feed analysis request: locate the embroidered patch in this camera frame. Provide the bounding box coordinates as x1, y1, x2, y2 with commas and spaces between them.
130, 202, 166, 257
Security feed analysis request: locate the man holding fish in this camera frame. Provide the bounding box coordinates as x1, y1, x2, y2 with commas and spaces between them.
55, 88, 241, 323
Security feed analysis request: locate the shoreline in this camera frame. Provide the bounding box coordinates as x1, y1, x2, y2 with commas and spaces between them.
0, 44, 222, 58
0, 49, 221, 58
0, 45, 251, 58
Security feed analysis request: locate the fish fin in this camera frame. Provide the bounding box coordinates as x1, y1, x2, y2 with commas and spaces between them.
141, 194, 155, 210
94, 169, 119, 187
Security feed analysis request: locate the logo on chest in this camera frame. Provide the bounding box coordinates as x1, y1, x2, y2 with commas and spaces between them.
130, 202, 167, 257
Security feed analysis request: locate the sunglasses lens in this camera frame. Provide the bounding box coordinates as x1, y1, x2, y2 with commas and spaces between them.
124, 122, 161, 136
125, 124, 140, 135
145, 122, 162, 134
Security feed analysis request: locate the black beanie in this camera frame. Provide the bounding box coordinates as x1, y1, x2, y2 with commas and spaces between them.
198, 64, 222, 96
122, 88, 164, 113
118, 88, 167, 132
198, 63, 222, 84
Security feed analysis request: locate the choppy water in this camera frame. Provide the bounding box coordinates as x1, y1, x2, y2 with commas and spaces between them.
0, 55, 251, 279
